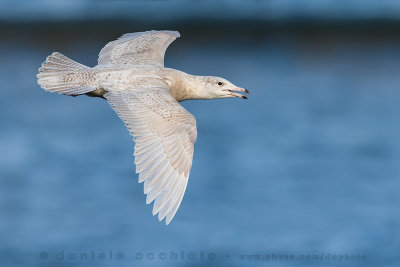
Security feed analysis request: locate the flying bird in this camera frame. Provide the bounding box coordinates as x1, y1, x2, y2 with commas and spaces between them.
37, 30, 249, 224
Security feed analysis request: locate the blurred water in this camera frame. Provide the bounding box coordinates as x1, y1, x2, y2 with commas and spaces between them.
0, 33, 400, 267
2, 0, 400, 21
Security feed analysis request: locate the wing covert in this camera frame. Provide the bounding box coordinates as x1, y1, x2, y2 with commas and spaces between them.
98, 30, 180, 66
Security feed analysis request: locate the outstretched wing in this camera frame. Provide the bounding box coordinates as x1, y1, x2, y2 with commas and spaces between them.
98, 30, 180, 66
105, 87, 197, 224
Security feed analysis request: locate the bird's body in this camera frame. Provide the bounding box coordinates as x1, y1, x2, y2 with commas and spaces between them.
81, 64, 168, 96
37, 30, 248, 224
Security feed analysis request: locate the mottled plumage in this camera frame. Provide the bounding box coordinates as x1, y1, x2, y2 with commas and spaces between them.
37, 30, 248, 224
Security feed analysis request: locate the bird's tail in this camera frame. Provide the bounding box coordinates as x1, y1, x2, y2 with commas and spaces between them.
37, 52, 97, 96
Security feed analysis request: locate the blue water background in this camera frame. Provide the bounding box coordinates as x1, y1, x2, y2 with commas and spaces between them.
2, 0, 400, 20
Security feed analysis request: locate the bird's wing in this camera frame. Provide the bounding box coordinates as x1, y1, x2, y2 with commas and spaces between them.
105, 87, 197, 224
98, 30, 180, 66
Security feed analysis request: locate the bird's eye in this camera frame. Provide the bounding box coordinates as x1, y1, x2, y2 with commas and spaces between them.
218, 82, 223, 86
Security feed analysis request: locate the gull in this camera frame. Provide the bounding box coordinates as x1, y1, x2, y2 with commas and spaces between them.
37, 30, 249, 224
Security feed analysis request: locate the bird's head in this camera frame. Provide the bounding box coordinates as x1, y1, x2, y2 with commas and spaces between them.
196, 76, 250, 100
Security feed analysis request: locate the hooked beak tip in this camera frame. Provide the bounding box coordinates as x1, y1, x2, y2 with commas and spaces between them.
222, 87, 250, 99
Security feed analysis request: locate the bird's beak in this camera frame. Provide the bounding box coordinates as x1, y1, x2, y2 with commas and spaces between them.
223, 87, 250, 99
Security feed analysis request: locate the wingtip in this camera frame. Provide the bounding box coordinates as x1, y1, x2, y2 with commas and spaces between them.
165, 216, 172, 225
155, 30, 180, 38
166, 30, 180, 38
173, 31, 181, 38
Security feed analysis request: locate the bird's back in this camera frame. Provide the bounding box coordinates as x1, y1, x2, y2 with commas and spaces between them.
93, 64, 168, 93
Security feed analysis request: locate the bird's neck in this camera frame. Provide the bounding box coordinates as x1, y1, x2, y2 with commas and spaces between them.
164, 69, 210, 102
